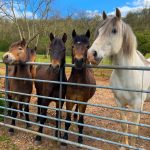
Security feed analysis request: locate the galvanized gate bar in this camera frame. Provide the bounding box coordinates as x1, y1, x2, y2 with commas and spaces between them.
0, 88, 150, 115
0, 96, 150, 129
0, 115, 142, 150
0, 61, 149, 149
2, 76, 150, 93
0, 103, 150, 142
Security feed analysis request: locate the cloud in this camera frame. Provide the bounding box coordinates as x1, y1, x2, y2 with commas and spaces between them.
0, 1, 37, 19
83, 0, 150, 18
108, 0, 150, 17
85, 10, 100, 18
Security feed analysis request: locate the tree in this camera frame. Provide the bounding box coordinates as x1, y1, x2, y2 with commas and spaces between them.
0, 0, 53, 46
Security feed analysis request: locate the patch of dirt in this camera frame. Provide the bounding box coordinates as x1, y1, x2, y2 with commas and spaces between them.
0, 67, 150, 150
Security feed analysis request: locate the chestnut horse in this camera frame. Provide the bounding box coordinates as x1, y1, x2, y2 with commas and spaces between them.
34, 33, 67, 144
3, 38, 37, 134
62, 30, 96, 145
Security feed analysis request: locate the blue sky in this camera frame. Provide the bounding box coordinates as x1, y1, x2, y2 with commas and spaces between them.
51, 0, 150, 17
1, 0, 149, 19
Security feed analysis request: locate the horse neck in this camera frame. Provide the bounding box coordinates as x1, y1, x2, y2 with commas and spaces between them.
60, 57, 66, 80
112, 48, 142, 66
14, 65, 31, 77
71, 67, 87, 78
112, 48, 144, 77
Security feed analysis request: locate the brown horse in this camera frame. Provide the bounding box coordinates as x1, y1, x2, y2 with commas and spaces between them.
34, 33, 67, 144
3, 38, 36, 134
62, 30, 96, 145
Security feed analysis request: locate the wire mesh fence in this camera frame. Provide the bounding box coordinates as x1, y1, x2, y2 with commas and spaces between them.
0, 61, 149, 150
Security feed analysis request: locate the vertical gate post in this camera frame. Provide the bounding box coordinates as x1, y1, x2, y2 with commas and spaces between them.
4, 64, 9, 124
58, 66, 63, 140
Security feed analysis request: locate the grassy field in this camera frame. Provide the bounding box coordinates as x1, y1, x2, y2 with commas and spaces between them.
0, 51, 149, 64
0, 52, 72, 63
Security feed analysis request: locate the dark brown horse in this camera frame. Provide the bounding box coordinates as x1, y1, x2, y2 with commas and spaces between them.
2, 38, 37, 134
62, 30, 96, 145
34, 33, 67, 144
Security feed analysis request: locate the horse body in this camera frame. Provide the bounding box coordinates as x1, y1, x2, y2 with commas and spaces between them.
3, 39, 36, 134
35, 33, 67, 144
63, 30, 96, 145
110, 51, 150, 108
67, 69, 95, 101
87, 8, 150, 149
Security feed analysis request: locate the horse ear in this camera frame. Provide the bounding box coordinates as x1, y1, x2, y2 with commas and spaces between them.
102, 11, 107, 20
72, 29, 76, 38
86, 29, 90, 38
49, 33, 54, 41
62, 33, 67, 43
20, 38, 26, 47
116, 8, 121, 19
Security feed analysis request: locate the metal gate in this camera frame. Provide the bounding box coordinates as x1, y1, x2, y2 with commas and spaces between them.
0, 61, 150, 150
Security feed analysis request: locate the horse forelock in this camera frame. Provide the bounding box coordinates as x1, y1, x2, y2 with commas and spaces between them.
122, 21, 137, 57
73, 35, 89, 44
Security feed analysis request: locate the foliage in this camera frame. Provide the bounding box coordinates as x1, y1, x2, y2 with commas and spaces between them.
0, 8, 150, 56
135, 31, 150, 55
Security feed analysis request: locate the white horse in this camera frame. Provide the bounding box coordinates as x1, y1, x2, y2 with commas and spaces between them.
87, 8, 150, 149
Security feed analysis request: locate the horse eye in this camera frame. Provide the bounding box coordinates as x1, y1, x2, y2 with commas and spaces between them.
112, 28, 117, 34
18, 47, 23, 50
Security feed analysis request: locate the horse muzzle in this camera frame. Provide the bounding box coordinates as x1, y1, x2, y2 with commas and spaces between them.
74, 58, 85, 70
87, 50, 102, 65
2, 53, 16, 65
49, 64, 60, 73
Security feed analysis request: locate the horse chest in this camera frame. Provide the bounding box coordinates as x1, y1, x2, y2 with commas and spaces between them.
67, 73, 95, 101
110, 70, 150, 106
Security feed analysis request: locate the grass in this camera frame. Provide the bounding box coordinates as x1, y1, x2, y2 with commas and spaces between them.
0, 134, 18, 150
0, 52, 72, 63
0, 135, 10, 142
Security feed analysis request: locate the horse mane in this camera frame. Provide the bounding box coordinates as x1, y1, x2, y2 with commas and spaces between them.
10, 41, 22, 48
122, 21, 137, 57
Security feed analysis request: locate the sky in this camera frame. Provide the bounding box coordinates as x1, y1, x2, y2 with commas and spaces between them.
0, 0, 150, 19
51, 0, 150, 17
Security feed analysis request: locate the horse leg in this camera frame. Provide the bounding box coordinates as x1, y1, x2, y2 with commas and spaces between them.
19, 104, 24, 118
7, 101, 12, 116
77, 104, 87, 144
62, 101, 75, 146
55, 101, 64, 137
130, 102, 143, 147
24, 104, 31, 128
7, 95, 12, 116
73, 104, 78, 121
36, 97, 42, 122
8, 102, 18, 135
119, 110, 129, 150
35, 100, 49, 145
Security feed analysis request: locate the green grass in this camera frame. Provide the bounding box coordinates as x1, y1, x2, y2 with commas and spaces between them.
36, 54, 72, 63
0, 135, 10, 142
0, 52, 72, 63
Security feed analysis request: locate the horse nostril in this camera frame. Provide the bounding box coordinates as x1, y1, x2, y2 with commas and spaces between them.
80, 58, 84, 63
93, 51, 97, 58
3, 54, 8, 60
